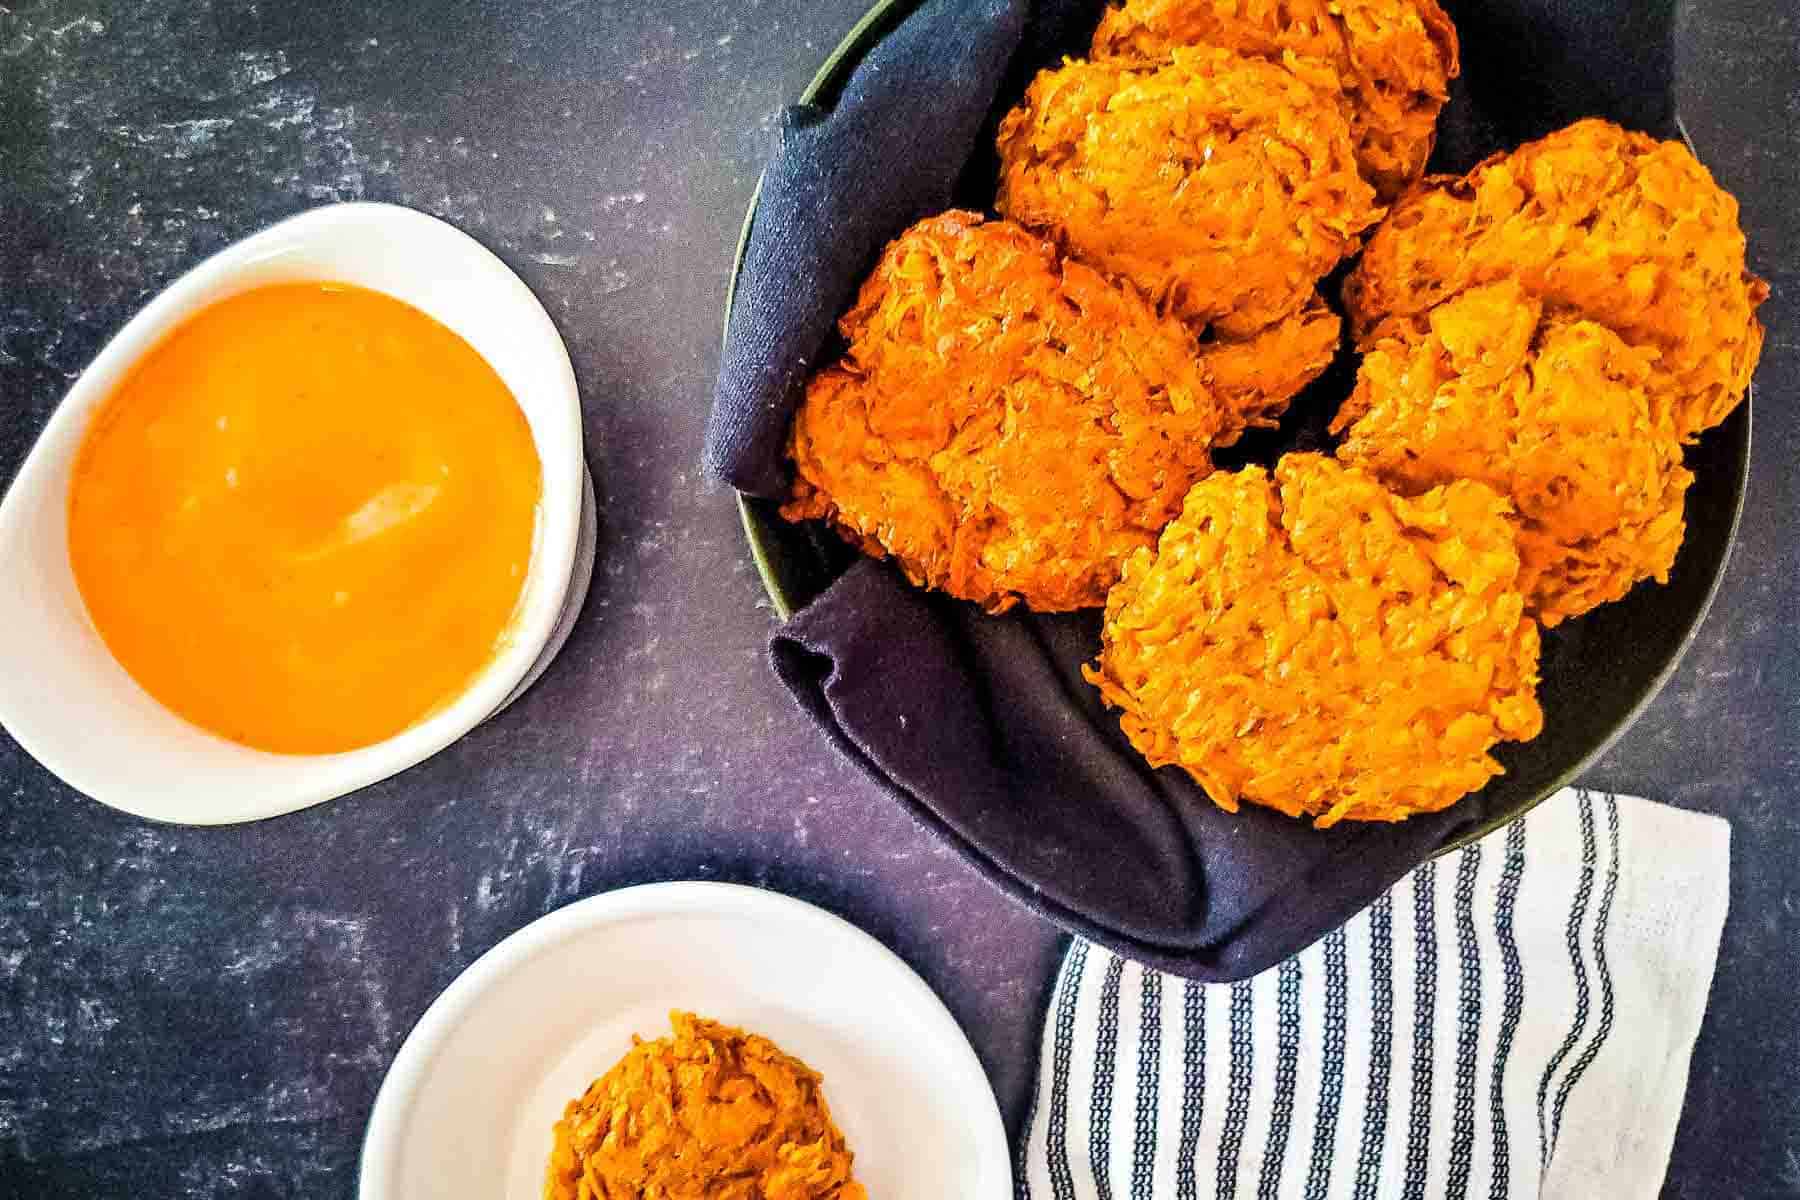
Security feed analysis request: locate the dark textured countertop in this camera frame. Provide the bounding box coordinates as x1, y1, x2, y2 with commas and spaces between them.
0, 1, 1793, 1196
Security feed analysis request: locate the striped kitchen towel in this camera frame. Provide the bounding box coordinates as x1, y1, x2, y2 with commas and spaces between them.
1017, 789, 1731, 1199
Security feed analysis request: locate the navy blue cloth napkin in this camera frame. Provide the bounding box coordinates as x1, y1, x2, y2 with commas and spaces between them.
704, 0, 1676, 981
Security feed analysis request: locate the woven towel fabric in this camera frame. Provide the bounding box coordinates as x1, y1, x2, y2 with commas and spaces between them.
1017, 790, 1730, 1200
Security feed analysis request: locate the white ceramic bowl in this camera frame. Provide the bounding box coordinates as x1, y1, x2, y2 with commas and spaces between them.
0, 202, 586, 824
359, 882, 1013, 1199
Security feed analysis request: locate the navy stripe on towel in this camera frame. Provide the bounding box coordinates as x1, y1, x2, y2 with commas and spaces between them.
1046, 938, 1089, 1200
1352, 893, 1397, 1200
1131, 969, 1162, 1200
1091, 955, 1126, 1199
1550, 793, 1622, 1156
1257, 957, 1304, 1198
1447, 845, 1485, 1199
1215, 980, 1256, 1196
1488, 819, 1529, 1200
1303, 927, 1349, 1200
1401, 859, 1439, 1200
1537, 792, 1598, 1168
1176, 981, 1206, 1200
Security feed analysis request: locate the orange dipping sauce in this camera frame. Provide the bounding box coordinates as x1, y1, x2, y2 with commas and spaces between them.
67, 282, 542, 755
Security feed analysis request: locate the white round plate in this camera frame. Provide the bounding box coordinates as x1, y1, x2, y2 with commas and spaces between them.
359, 882, 1012, 1199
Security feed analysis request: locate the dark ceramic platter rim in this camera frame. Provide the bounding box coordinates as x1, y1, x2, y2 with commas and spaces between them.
724, 0, 1754, 856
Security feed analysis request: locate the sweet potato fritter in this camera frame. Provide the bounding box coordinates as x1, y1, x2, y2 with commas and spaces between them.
996, 47, 1382, 339
1090, 0, 1460, 198
1086, 455, 1543, 825
1334, 281, 1693, 627
545, 1012, 865, 1200
785, 211, 1330, 612
1344, 118, 1769, 441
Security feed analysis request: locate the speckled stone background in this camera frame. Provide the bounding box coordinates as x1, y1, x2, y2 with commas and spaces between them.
0, 1, 1793, 1196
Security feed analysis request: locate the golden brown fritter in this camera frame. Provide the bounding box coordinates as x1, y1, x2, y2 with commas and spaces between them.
1334, 281, 1693, 627
1086, 454, 1543, 825
1343, 118, 1768, 441
545, 1012, 865, 1200
1090, 0, 1460, 198
785, 211, 1331, 612
996, 47, 1382, 339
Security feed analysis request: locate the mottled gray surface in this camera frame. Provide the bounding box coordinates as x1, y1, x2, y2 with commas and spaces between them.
0, 1, 1792, 1196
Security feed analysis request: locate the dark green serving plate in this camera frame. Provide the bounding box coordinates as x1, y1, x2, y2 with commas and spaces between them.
725, 0, 1753, 855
